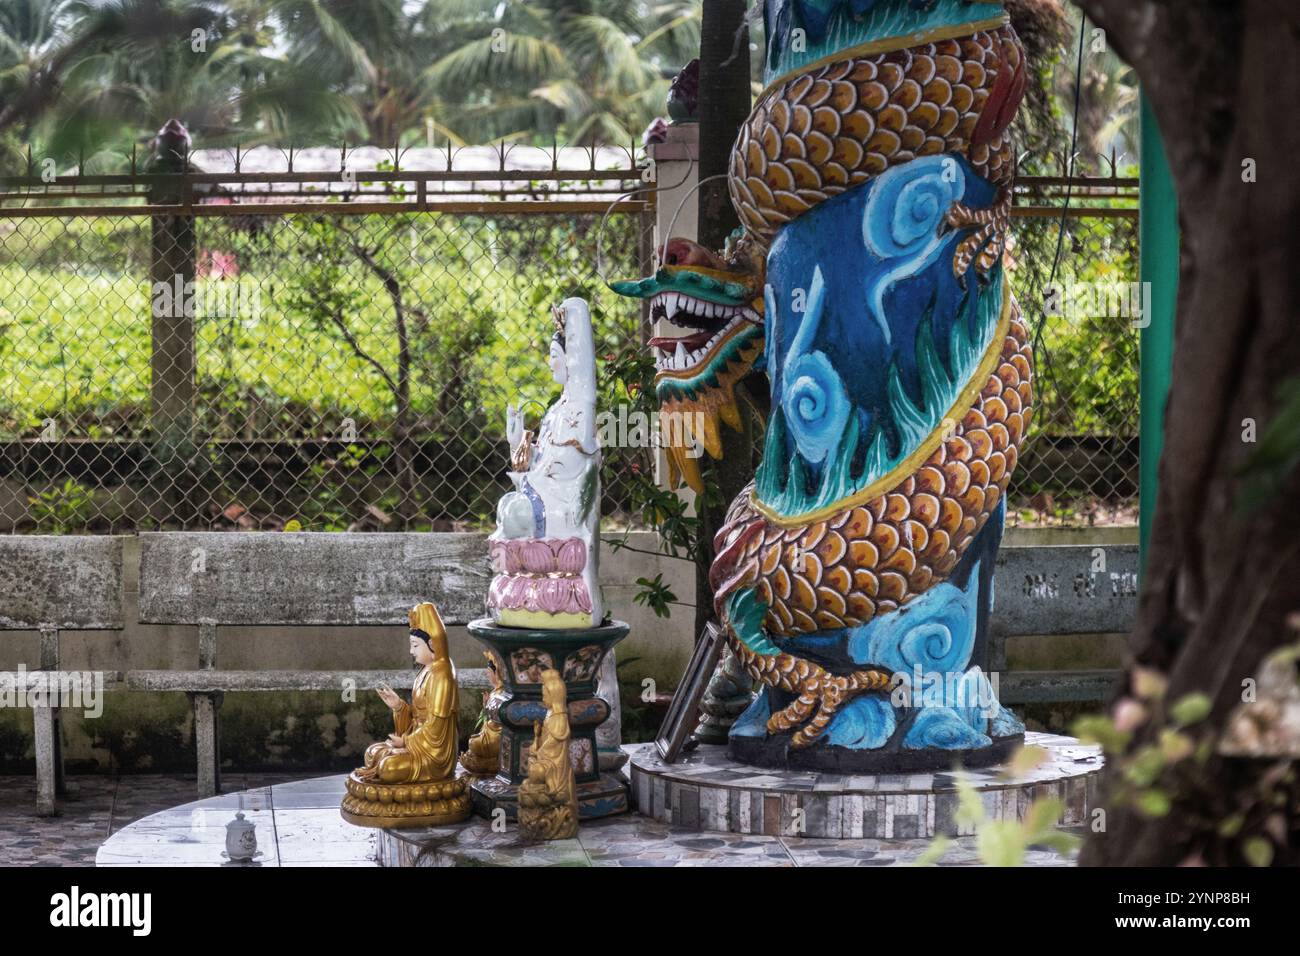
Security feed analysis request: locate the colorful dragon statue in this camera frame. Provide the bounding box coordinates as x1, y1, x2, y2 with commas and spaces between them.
617, 0, 1033, 771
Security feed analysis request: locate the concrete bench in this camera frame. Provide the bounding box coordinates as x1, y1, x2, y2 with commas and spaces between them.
4, 532, 1135, 805
0, 536, 126, 815
990, 543, 1138, 705
134, 532, 494, 797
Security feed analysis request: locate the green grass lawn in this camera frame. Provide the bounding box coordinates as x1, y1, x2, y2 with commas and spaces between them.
0, 212, 643, 441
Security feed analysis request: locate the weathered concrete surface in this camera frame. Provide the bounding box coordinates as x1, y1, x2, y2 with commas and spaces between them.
0, 533, 1139, 772
32, 704, 57, 815
991, 544, 1139, 639
138, 532, 492, 625
0, 536, 125, 630
1000, 669, 1121, 704
125, 668, 491, 692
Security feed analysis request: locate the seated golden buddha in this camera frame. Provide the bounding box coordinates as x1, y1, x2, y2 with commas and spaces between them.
459, 652, 504, 776
340, 602, 472, 828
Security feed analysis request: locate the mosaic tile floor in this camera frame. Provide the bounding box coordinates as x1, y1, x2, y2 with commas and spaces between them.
0, 772, 325, 867
379, 812, 1080, 867
87, 772, 1080, 867
6, 743, 1093, 867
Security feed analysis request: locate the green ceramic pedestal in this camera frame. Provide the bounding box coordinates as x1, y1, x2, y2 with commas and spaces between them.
466, 618, 630, 821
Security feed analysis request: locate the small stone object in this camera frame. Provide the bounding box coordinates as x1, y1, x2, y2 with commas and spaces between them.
223, 811, 260, 862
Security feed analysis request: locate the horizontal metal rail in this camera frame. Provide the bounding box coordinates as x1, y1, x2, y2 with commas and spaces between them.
0, 198, 652, 218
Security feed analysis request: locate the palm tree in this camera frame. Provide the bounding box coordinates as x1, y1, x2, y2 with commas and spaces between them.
424, 0, 701, 145
1055, 12, 1139, 172
267, 0, 484, 146
3, 0, 355, 166
0, 0, 102, 151
1, 0, 703, 161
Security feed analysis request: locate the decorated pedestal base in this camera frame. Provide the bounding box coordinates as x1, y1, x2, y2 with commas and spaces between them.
340, 772, 472, 829
466, 618, 630, 821
629, 733, 1101, 839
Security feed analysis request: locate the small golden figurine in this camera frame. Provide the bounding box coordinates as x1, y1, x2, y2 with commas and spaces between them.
517, 668, 579, 841
458, 653, 504, 776
340, 602, 472, 828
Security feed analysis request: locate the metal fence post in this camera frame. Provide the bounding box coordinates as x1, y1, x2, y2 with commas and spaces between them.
1138, 94, 1179, 570
147, 120, 199, 526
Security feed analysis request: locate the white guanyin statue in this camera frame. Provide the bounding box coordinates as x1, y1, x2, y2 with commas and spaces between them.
489, 297, 604, 629
487, 296, 626, 772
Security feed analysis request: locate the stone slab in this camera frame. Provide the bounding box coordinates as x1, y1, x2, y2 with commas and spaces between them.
137, 532, 492, 626
0, 535, 125, 630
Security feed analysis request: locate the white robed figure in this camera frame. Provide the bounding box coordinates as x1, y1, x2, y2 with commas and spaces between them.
490, 297, 604, 628
488, 298, 624, 769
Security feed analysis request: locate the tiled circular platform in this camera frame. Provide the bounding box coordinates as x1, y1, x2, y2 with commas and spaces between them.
96, 779, 1077, 867
96, 736, 1098, 867
627, 732, 1102, 838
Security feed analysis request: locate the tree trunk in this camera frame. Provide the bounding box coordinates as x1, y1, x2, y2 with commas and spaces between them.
1074, 0, 1300, 866
696, 0, 751, 250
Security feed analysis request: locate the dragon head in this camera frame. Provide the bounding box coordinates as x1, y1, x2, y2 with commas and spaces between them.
611, 230, 767, 492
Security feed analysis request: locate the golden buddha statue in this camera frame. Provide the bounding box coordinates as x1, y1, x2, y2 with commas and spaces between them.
459, 652, 504, 776
340, 602, 472, 828
517, 668, 579, 841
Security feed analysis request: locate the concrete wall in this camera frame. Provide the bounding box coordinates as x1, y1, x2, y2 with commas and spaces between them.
0, 524, 1139, 773
0, 531, 697, 772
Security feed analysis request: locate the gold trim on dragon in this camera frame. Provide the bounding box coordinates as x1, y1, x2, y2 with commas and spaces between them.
760, 14, 1011, 97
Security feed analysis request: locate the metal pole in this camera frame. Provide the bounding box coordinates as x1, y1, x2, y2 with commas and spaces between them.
1138, 94, 1178, 569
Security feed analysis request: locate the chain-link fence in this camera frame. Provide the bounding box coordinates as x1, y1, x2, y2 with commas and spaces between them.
0, 147, 1138, 533
1008, 171, 1140, 527
0, 146, 654, 531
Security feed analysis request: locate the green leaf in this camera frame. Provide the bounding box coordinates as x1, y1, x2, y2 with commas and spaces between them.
1072, 714, 1131, 754
1217, 814, 1245, 838
977, 821, 1026, 867
1123, 746, 1165, 787
1133, 788, 1171, 818
1169, 692, 1212, 728
912, 836, 953, 867
1005, 745, 1049, 777
631, 573, 676, 619
1158, 729, 1194, 763
1022, 797, 1064, 840
953, 777, 985, 831
1242, 836, 1274, 868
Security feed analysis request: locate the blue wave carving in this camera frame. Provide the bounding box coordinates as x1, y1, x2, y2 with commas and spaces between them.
825, 694, 896, 748
777, 266, 851, 466
764, 0, 1006, 85
990, 705, 1025, 738
847, 560, 981, 674
863, 157, 966, 345
903, 707, 992, 750
731, 686, 774, 738
754, 155, 1005, 519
